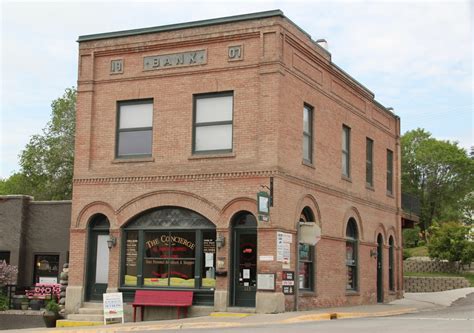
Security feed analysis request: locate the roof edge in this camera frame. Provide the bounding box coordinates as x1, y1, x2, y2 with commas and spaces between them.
77, 9, 284, 42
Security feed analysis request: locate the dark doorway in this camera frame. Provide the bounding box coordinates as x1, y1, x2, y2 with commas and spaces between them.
377, 234, 384, 303
231, 212, 257, 307
85, 215, 110, 301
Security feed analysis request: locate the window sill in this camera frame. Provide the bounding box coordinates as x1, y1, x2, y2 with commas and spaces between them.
366, 184, 375, 191
386, 192, 395, 198
342, 175, 352, 183
302, 160, 315, 169
189, 153, 236, 160
112, 157, 155, 164
345, 290, 360, 296
299, 290, 316, 297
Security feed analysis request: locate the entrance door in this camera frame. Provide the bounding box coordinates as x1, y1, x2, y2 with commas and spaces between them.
86, 215, 110, 301
231, 212, 257, 307
377, 234, 383, 303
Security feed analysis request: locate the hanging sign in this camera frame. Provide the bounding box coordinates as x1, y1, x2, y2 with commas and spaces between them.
299, 222, 321, 246
103, 293, 124, 325
257, 191, 270, 222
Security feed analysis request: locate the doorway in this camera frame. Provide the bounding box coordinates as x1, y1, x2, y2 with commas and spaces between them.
231, 212, 257, 307
85, 214, 110, 301
377, 234, 383, 303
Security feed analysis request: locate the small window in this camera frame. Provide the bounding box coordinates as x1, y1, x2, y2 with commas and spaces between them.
303, 104, 313, 163
342, 125, 351, 177
346, 219, 358, 291
193, 92, 233, 153
366, 138, 374, 187
116, 100, 153, 158
389, 236, 395, 291
387, 149, 394, 194
0, 251, 10, 264
33, 254, 60, 284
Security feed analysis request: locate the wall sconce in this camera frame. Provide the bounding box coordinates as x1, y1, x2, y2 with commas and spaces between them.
107, 235, 117, 249
216, 234, 225, 249
370, 248, 377, 258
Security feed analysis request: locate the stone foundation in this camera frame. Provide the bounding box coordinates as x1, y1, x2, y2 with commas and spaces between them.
404, 276, 469, 292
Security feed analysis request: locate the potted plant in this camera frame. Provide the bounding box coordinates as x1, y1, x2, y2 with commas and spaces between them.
21, 298, 29, 310
42, 299, 60, 327
30, 296, 42, 311
12, 295, 27, 310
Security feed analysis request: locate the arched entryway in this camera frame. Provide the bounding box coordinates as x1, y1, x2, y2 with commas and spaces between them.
230, 211, 257, 307
377, 233, 384, 303
85, 214, 110, 301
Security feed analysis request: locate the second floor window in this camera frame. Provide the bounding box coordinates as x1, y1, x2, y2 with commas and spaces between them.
342, 125, 351, 178
366, 138, 374, 187
193, 92, 233, 154
117, 100, 153, 158
387, 149, 393, 194
303, 104, 313, 163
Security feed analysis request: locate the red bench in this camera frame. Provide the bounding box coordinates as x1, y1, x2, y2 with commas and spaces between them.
132, 290, 193, 322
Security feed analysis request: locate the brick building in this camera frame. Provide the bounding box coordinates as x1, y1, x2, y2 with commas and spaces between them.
67, 10, 403, 317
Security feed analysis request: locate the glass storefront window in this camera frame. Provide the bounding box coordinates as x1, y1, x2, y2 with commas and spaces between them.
298, 243, 313, 290
33, 254, 59, 284
124, 231, 138, 286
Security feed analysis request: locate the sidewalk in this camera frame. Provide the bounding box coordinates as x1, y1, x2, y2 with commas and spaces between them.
4, 288, 473, 332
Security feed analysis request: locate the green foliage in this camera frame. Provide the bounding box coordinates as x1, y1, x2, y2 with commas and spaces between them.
428, 221, 474, 266
401, 129, 474, 232
403, 248, 412, 260
0, 292, 8, 311
45, 299, 60, 314
404, 246, 429, 257
0, 88, 76, 200
403, 226, 421, 248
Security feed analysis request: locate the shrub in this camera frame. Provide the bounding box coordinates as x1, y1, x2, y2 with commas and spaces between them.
403, 248, 412, 260
0, 292, 8, 311
428, 222, 474, 267
0, 261, 18, 285
403, 226, 421, 248
45, 299, 60, 314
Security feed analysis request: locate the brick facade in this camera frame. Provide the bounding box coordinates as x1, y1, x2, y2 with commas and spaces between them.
67, 10, 402, 315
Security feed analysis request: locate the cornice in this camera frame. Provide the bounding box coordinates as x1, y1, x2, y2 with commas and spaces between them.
73, 169, 279, 185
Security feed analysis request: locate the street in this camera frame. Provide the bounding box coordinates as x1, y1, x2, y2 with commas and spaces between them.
133, 293, 473, 333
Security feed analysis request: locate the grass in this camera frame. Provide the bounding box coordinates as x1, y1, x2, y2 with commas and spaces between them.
404, 271, 474, 287
404, 246, 428, 257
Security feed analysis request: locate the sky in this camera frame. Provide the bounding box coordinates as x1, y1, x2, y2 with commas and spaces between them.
0, 0, 472, 178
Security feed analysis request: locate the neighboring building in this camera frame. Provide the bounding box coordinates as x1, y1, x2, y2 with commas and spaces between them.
67, 10, 403, 316
0, 195, 70, 286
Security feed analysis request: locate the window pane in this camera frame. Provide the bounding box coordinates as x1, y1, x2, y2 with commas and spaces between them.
118, 130, 152, 156
196, 95, 233, 123
124, 231, 138, 286
143, 259, 169, 286
34, 254, 60, 284
299, 244, 311, 261
347, 266, 356, 289
202, 231, 216, 289
299, 262, 311, 289
346, 242, 355, 265
342, 153, 348, 176
342, 127, 348, 150
195, 124, 232, 151
169, 232, 196, 259
0, 251, 10, 264
145, 232, 171, 258
119, 102, 153, 129
303, 135, 311, 161
303, 107, 311, 133
169, 260, 195, 287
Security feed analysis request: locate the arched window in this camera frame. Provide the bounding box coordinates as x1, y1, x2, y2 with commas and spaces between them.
389, 236, 395, 291
121, 207, 216, 294
298, 207, 315, 291
346, 218, 358, 291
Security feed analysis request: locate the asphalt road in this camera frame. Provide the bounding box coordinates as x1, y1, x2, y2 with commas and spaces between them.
149, 293, 474, 333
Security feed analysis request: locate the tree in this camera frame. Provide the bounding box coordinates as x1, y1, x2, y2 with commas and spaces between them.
0, 88, 76, 200
401, 129, 474, 233
428, 222, 474, 268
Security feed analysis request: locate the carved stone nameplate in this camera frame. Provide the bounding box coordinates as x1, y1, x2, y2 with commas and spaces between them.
144, 50, 206, 71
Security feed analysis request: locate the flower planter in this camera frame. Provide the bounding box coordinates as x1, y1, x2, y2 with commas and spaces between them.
30, 299, 42, 311
43, 312, 60, 328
